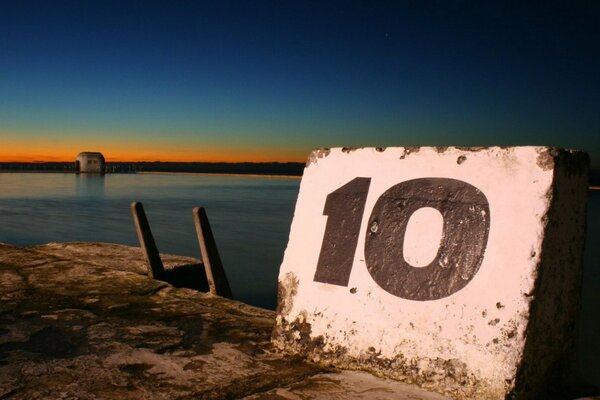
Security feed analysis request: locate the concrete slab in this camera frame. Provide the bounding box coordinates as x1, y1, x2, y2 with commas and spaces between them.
273, 146, 590, 399
0, 242, 452, 400
243, 370, 450, 399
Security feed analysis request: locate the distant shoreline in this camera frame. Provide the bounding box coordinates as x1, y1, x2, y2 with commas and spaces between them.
0, 161, 305, 177
0, 170, 303, 179
136, 171, 301, 179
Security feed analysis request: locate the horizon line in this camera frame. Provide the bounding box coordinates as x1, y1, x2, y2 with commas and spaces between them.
0, 159, 305, 164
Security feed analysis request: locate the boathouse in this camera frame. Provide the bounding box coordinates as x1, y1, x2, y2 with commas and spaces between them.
75, 152, 106, 173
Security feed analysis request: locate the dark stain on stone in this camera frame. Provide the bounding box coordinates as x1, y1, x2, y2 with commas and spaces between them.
349, 287, 357, 294
375, 147, 386, 152
399, 147, 420, 159
120, 363, 153, 377
341, 147, 359, 153
273, 314, 324, 355
530, 251, 537, 258
132, 282, 169, 296
336, 352, 480, 398
306, 148, 330, 167
496, 302, 505, 309
0, 326, 88, 361
282, 373, 347, 394
455, 146, 489, 152
275, 273, 299, 317
282, 316, 325, 354
183, 359, 206, 371
457, 155, 467, 165
96, 296, 162, 321
434, 146, 449, 153
275, 311, 490, 398
165, 316, 247, 355
536, 147, 559, 171
211, 355, 322, 400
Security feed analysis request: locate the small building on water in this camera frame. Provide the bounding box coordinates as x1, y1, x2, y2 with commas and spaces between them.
75, 152, 106, 173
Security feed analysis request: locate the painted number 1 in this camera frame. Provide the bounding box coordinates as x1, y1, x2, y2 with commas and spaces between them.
314, 177, 491, 301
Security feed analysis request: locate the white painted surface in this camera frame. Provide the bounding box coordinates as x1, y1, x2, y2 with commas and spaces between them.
403, 207, 444, 268
273, 146, 588, 399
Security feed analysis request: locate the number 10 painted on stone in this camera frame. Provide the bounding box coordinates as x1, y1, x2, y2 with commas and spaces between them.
314, 177, 490, 301
274, 147, 589, 400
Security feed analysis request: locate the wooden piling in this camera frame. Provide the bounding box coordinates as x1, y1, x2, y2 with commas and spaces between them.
193, 207, 233, 299
130, 202, 166, 280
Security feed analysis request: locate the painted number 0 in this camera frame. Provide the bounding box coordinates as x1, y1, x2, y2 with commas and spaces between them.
314, 177, 491, 301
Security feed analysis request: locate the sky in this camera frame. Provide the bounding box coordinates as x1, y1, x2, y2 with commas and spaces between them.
0, 1, 598, 165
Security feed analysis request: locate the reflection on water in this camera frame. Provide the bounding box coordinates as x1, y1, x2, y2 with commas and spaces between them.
0, 173, 598, 385
75, 173, 106, 197
0, 173, 300, 310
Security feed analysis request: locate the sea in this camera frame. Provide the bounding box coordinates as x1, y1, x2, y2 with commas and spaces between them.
0, 172, 299, 309
0, 172, 599, 384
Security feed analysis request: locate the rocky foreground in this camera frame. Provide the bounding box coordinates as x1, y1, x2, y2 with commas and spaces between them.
1, 242, 599, 399
0, 242, 452, 400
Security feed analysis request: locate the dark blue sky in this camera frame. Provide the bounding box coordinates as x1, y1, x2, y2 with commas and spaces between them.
1, 1, 598, 165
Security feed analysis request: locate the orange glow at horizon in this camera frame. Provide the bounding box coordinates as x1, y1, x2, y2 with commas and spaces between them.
0, 136, 308, 163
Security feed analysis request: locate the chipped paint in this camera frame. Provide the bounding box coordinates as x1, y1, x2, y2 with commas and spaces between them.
306, 148, 331, 167
398, 146, 420, 159
274, 313, 499, 399
535, 147, 559, 171
276, 272, 299, 316
455, 146, 488, 152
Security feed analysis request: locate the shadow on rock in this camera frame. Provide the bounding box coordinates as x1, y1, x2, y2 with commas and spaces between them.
164, 263, 209, 292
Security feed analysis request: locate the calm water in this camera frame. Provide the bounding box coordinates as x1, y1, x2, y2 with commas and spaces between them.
0, 172, 300, 310
1, 173, 599, 384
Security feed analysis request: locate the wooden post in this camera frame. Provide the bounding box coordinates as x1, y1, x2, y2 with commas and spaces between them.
130, 202, 166, 280
193, 207, 233, 299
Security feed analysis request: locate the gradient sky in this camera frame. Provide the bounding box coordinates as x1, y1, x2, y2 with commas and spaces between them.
0, 1, 598, 165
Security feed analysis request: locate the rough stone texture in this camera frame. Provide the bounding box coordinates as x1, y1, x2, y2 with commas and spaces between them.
243, 370, 450, 400
273, 146, 591, 399
0, 242, 449, 399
